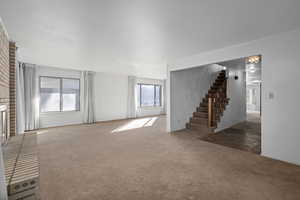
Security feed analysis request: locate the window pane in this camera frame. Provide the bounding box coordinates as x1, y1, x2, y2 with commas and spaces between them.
155, 85, 161, 106
141, 85, 155, 106
62, 79, 80, 111
40, 77, 60, 112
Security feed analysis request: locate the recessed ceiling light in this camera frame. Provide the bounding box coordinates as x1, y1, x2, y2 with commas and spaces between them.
252, 80, 261, 83
249, 65, 255, 70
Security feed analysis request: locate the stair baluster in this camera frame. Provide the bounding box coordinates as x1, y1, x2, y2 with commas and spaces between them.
186, 70, 230, 132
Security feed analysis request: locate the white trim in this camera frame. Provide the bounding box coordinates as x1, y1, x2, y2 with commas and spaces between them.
0, 105, 7, 112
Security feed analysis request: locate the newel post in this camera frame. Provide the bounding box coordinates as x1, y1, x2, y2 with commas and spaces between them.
208, 97, 212, 128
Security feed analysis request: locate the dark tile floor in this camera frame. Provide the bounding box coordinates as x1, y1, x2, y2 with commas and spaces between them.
201, 113, 261, 154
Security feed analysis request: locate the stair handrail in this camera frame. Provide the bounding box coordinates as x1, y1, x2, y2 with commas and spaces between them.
208, 76, 227, 128
208, 96, 218, 128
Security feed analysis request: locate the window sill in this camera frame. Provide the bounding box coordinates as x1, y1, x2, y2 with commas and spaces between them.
40, 110, 81, 114
138, 106, 162, 109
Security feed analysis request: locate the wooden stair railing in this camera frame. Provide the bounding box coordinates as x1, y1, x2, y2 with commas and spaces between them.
187, 70, 229, 132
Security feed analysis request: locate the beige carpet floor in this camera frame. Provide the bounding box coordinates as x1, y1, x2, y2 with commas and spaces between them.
37, 116, 300, 200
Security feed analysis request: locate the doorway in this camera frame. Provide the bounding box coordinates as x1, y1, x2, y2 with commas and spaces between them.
201, 55, 262, 154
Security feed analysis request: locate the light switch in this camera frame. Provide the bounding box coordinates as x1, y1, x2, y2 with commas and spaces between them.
268, 92, 274, 99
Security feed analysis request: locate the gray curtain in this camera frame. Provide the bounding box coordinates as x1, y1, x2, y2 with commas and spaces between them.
0, 145, 8, 200
16, 63, 39, 133
83, 71, 95, 123
127, 76, 137, 118
162, 79, 167, 114
16, 62, 25, 134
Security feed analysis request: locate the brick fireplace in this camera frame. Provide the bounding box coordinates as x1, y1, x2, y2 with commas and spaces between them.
0, 19, 17, 145
0, 19, 10, 144
0, 17, 10, 200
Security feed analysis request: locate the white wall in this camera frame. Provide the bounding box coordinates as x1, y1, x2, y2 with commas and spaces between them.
36, 66, 165, 127
89, 73, 167, 121
170, 64, 223, 131
215, 61, 247, 132
93, 74, 166, 121
37, 66, 83, 128
94, 72, 128, 122
167, 28, 300, 165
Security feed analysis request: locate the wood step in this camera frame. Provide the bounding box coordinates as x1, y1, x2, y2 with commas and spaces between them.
190, 117, 208, 125
208, 103, 227, 109
197, 106, 208, 112
200, 102, 208, 107
211, 84, 226, 88
201, 100, 227, 106
211, 85, 222, 89
214, 76, 227, 83
189, 123, 215, 133
209, 88, 226, 93
216, 75, 226, 78
215, 77, 225, 81
193, 111, 208, 118
192, 114, 220, 122
191, 117, 219, 125
208, 91, 225, 95
202, 98, 208, 103
217, 77, 226, 81
213, 82, 224, 86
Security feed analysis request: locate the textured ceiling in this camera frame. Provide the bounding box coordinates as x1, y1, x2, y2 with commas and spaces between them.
0, 0, 300, 78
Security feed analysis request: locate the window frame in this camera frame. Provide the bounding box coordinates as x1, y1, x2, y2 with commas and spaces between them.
39, 76, 81, 113
137, 83, 162, 108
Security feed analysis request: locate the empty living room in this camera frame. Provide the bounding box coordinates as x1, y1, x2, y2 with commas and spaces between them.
1, 1, 300, 200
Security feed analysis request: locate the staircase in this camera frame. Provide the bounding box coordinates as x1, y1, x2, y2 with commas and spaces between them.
186, 70, 229, 133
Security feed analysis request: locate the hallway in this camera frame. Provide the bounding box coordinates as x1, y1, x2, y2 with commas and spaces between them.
201, 113, 261, 154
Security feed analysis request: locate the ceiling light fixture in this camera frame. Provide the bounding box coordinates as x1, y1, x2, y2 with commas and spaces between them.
248, 56, 260, 64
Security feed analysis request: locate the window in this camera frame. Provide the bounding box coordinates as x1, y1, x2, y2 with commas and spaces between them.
40, 77, 80, 112
137, 84, 161, 107
62, 78, 80, 111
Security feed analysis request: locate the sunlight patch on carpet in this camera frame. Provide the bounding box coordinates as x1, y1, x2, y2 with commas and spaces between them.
111, 117, 158, 133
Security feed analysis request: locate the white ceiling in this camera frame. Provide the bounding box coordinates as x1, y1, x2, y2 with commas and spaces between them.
1, 0, 300, 79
